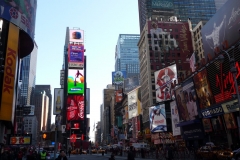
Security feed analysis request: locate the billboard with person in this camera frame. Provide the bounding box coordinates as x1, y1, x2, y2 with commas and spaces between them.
68, 69, 84, 94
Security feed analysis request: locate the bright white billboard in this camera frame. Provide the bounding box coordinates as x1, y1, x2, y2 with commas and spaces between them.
149, 104, 167, 132
154, 64, 177, 102
53, 88, 64, 115
128, 89, 138, 119
170, 101, 181, 136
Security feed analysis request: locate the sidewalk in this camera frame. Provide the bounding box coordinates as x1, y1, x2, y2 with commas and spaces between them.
93, 153, 154, 160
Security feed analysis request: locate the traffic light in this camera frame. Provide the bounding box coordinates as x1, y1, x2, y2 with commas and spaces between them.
42, 133, 47, 139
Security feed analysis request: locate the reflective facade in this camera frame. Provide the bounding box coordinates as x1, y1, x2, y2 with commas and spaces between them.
19, 42, 38, 105
138, 0, 228, 32
115, 34, 140, 78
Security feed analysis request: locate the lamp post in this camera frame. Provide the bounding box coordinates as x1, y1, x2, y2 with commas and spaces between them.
218, 48, 240, 139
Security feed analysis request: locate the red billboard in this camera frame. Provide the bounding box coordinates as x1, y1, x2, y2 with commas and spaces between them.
115, 90, 123, 103
67, 95, 84, 121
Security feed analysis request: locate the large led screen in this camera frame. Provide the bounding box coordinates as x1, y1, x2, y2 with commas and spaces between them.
154, 64, 177, 102
68, 44, 84, 68
112, 71, 127, 85
149, 104, 167, 132
193, 69, 215, 109
68, 69, 84, 94
67, 95, 84, 121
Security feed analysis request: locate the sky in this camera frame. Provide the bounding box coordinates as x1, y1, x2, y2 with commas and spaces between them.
35, 1, 140, 141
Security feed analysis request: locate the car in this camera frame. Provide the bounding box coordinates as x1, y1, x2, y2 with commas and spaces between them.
91, 149, 97, 154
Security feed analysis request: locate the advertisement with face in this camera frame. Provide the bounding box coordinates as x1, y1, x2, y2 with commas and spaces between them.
170, 101, 181, 136
112, 71, 127, 85
128, 89, 138, 119
155, 64, 177, 102
68, 69, 84, 94
149, 104, 167, 132
202, 118, 213, 132
175, 87, 189, 121
124, 76, 140, 93
211, 116, 224, 131
69, 29, 84, 43
193, 69, 215, 109
224, 113, 237, 129
0, 0, 37, 39
201, 0, 240, 63
67, 95, 84, 121
68, 44, 84, 68
182, 78, 199, 120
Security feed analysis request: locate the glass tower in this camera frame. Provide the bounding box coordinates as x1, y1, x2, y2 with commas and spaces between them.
19, 42, 38, 105
115, 34, 140, 78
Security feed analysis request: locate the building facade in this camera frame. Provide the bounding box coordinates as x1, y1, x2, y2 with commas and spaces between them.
23, 116, 38, 145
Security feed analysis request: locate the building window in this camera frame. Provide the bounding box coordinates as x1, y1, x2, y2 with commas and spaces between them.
170, 35, 173, 39
152, 78, 155, 83
176, 35, 179, 39
172, 53, 175, 57
156, 65, 159, 69
175, 29, 178, 32
177, 53, 180, 57
178, 59, 181, 63
151, 65, 154, 70
169, 29, 172, 32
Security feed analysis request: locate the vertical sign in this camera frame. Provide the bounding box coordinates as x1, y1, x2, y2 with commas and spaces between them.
149, 104, 167, 132
53, 88, 64, 115
86, 88, 90, 114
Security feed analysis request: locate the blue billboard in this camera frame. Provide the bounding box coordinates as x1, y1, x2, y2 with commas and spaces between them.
112, 71, 127, 85
152, 0, 174, 9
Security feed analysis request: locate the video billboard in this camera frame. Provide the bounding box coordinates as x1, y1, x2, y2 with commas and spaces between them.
10, 136, 31, 145
112, 71, 127, 85
124, 76, 140, 93
53, 88, 64, 115
67, 95, 84, 121
68, 69, 84, 94
69, 29, 84, 43
68, 44, 84, 68
201, 0, 240, 63
170, 101, 181, 136
175, 87, 189, 121
149, 104, 167, 132
155, 64, 177, 102
182, 78, 199, 120
0, 0, 37, 39
0, 23, 19, 123
193, 69, 215, 109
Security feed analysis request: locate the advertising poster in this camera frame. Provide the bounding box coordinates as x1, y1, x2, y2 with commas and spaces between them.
10, 136, 31, 145
224, 113, 237, 129
55, 115, 62, 131
115, 90, 123, 103
193, 69, 215, 109
155, 64, 178, 102
69, 29, 84, 43
182, 124, 204, 140
137, 87, 142, 115
201, 0, 240, 63
68, 44, 84, 68
182, 78, 199, 120
122, 106, 128, 124
222, 100, 239, 114
149, 104, 167, 132
112, 71, 127, 85
67, 95, 84, 121
202, 119, 213, 132
124, 76, 140, 93
175, 87, 189, 121
86, 88, 90, 114
0, 0, 37, 39
128, 89, 138, 119
211, 116, 224, 131
68, 69, 84, 94
53, 88, 64, 115
170, 101, 181, 136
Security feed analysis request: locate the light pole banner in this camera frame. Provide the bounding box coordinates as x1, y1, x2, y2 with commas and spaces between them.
149, 104, 167, 133
170, 101, 181, 136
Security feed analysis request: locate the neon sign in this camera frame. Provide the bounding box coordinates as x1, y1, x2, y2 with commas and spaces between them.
215, 62, 240, 103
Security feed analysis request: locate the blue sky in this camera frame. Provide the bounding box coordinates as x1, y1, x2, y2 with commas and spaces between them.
35, 1, 140, 141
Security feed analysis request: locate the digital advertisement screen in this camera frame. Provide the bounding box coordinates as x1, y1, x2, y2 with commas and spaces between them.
67, 95, 84, 121
68, 69, 84, 94
68, 44, 84, 68
10, 136, 31, 145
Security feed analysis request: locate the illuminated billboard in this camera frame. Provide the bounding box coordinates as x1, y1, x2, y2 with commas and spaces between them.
68, 69, 84, 94
175, 87, 189, 121
10, 136, 31, 145
68, 44, 84, 68
0, 0, 37, 39
0, 23, 19, 123
128, 87, 142, 119
170, 101, 180, 136
149, 104, 167, 132
154, 64, 177, 102
67, 95, 84, 121
53, 88, 64, 115
69, 29, 84, 43
112, 71, 127, 85
115, 90, 123, 103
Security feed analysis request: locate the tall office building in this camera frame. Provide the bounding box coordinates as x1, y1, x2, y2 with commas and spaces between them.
115, 34, 140, 78
33, 88, 49, 133
34, 85, 52, 131
138, 0, 228, 32
23, 116, 38, 145
19, 42, 38, 105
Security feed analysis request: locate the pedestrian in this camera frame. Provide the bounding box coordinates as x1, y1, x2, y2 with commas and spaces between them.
68, 149, 71, 158
109, 154, 115, 160
56, 150, 68, 160
127, 146, 135, 160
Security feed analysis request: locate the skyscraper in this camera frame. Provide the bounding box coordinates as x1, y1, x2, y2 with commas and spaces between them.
115, 34, 140, 78
19, 42, 38, 105
138, 0, 228, 32
34, 85, 52, 131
